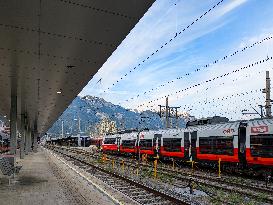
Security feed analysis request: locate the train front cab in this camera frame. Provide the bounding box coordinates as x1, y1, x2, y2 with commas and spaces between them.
245, 119, 273, 167
138, 131, 155, 156
160, 130, 190, 160
119, 133, 137, 155
194, 122, 240, 163
102, 134, 119, 153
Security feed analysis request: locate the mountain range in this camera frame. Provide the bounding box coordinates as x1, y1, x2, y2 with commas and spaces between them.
47, 96, 186, 135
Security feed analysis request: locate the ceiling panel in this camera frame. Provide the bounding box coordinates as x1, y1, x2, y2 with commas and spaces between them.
0, 0, 155, 133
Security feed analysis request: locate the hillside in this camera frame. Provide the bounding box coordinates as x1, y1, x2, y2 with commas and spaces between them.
47, 96, 185, 135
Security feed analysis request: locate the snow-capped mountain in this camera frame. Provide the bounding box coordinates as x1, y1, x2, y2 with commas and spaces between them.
47, 96, 185, 135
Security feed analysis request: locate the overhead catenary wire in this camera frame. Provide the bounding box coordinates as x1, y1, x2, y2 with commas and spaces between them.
125, 36, 273, 102
185, 90, 265, 119
144, 87, 264, 111
139, 74, 268, 120
102, 0, 226, 93
177, 67, 269, 108
183, 86, 267, 118
137, 56, 273, 108
148, 64, 269, 106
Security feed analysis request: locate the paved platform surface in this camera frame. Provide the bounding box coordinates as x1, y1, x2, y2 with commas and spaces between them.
0, 148, 114, 205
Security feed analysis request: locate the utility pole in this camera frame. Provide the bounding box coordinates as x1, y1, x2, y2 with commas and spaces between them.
78, 117, 81, 134
158, 97, 180, 129
166, 97, 169, 128
263, 71, 272, 118
243, 71, 272, 119
258, 105, 264, 118
61, 120, 64, 138
175, 108, 178, 128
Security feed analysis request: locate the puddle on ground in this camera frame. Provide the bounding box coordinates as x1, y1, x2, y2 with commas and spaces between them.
0, 176, 48, 187
18, 176, 48, 185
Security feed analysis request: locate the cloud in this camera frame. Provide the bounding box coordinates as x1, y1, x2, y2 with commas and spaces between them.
217, 0, 247, 16
79, 0, 273, 121
81, 0, 231, 92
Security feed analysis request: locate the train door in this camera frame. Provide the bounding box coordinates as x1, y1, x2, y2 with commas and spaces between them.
137, 133, 141, 159
190, 131, 197, 161
184, 132, 190, 160
153, 134, 162, 157
238, 123, 247, 164
117, 137, 121, 152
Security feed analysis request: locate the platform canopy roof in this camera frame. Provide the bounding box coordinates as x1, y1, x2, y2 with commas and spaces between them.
0, 0, 155, 133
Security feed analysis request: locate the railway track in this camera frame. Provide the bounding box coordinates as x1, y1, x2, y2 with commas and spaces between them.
66, 147, 273, 187
47, 146, 273, 204
47, 145, 191, 205
65, 146, 273, 202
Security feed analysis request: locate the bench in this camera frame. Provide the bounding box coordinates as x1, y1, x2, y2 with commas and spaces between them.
0, 156, 22, 176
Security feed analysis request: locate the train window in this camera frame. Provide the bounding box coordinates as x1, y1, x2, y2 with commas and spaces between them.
250, 134, 273, 158
163, 138, 182, 152
103, 138, 116, 144
199, 136, 234, 156
139, 139, 153, 150
199, 138, 213, 154
121, 140, 136, 149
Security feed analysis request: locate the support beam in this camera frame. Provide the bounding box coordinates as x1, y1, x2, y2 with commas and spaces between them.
265, 71, 272, 118
33, 120, 38, 152
20, 115, 26, 159
10, 86, 17, 166
28, 129, 33, 153
25, 126, 30, 155
33, 132, 38, 152
166, 97, 169, 129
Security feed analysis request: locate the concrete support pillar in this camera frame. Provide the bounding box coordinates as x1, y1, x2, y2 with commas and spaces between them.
20, 115, 26, 159
25, 126, 30, 155
33, 132, 38, 152
27, 129, 33, 153
10, 90, 17, 166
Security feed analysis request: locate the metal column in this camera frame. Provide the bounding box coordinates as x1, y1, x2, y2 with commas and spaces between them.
166, 97, 169, 129
28, 130, 33, 153
265, 71, 272, 118
10, 89, 17, 166
20, 115, 26, 159
25, 126, 30, 155
33, 132, 38, 152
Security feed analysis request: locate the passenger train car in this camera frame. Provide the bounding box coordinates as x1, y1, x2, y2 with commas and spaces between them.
0, 126, 10, 153
102, 119, 273, 170
119, 132, 137, 154
101, 134, 119, 152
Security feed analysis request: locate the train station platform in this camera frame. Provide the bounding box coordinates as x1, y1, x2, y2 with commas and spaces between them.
0, 147, 115, 205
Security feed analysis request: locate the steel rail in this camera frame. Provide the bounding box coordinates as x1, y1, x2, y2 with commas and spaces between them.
48, 145, 190, 205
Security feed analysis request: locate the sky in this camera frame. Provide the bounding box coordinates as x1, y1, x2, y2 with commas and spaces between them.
80, 0, 273, 121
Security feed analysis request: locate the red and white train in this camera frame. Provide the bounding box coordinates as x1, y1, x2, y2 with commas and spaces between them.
102, 119, 273, 169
